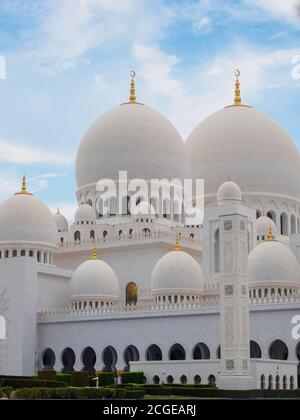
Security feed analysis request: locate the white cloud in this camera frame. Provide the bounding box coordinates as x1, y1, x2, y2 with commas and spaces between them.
132, 42, 182, 97
244, 0, 300, 22
0, 174, 19, 200
0, 140, 72, 165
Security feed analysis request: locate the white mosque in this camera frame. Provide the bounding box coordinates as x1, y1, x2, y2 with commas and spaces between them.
0, 70, 300, 390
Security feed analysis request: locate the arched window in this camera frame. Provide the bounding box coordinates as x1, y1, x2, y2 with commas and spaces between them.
37, 251, 41, 263
190, 233, 195, 240
126, 282, 138, 305
142, 228, 151, 236
124, 345, 140, 371
103, 231, 108, 239
260, 374, 265, 390
166, 375, 174, 384
276, 375, 281, 390
90, 230, 95, 240
269, 339, 289, 360
60, 237, 64, 244
268, 375, 273, 390
29, 250, 34, 257
169, 343, 186, 360
208, 375, 216, 387
42, 348, 56, 371
280, 212, 288, 235
250, 341, 262, 358
61, 348, 76, 373
214, 229, 220, 273
153, 375, 160, 385
267, 211, 276, 225
12, 250, 17, 257
291, 215, 296, 234
180, 375, 187, 385
290, 376, 294, 390
146, 344, 162, 361
21, 250, 26, 256
81, 347, 96, 375
74, 231, 81, 242
193, 342, 210, 360
283, 375, 287, 390
102, 346, 118, 372
256, 209, 262, 219
194, 375, 201, 385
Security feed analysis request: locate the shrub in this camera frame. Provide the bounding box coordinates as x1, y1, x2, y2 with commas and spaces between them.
37, 370, 57, 381
122, 372, 144, 384
56, 374, 72, 387
97, 372, 115, 387
0, 387, 12, 399
0, 378, 67, 389
71, 371, 90, 387
124, 389, 145, 399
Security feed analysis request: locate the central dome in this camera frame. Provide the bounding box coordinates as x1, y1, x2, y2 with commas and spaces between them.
76, 103, 184, 189
186, 105, 300, 200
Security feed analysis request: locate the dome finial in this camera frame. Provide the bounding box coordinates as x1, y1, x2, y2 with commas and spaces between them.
91, 247, 98, 260
267, 225, 273, 241
15, 175, 33, 196
234, 69, 241, 105
129, 70, 136, 103
175, 234, 180, 251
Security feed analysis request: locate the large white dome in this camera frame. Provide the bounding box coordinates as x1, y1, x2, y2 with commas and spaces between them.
76, 103, 184, 188
248, 240, 300, 288
186, 105, 300, 200
151, 250, 204, 296
71, 255, 119, 302
0, 180, 57, 246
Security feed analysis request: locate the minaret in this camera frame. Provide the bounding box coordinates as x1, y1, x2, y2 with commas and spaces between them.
217, 179, 253, 389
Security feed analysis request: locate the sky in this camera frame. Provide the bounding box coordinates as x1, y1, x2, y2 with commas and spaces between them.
0, 0, 299, 221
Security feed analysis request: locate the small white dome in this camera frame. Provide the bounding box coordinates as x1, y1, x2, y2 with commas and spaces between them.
75, 204, 96, 222
217, 180, 242, 205
0, 181, 57, 246
54, 210, 68, 232
248, 240, 300, 288
71, 256, 119, 302
256, 216, 277, 238
185, 207, 204, 226
132, 201, 156, 216
151, 250, 204, 296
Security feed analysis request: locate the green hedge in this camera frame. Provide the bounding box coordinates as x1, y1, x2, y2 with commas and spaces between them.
37, 371, 57, 381
56, 374, 72, 387
96, 372, 115, 387
143, 386, 300, 399
0, 378, 67, 389
122, 372, 144, 384
0, 387, 13, 399
13, 387, 145, 400
71, 371, 89, 387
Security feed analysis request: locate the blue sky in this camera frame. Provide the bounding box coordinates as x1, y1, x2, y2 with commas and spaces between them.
0, 0, 299, 220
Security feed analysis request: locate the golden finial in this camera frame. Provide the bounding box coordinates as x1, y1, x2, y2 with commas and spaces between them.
91, 247, 98, 260
129, 70, 136, 103
175, 234, 180, 251
234, 69, 241, 105
267, 225, 273, 241
15, 175, 33, 196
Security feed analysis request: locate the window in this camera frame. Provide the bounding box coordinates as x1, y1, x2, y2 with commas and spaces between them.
90, 230, 95, 240
126, 282, 138, 305
74, 231, 81, 241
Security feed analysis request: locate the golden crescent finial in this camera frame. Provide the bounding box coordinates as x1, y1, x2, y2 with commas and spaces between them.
15, 175, 33, 196
234, 69, 241, 105
129, 70, 136, 103
91, 247, 98, 260
175, 234, 181, 251
267, 225, 273, 241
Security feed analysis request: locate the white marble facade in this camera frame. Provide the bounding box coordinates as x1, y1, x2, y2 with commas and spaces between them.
0, 75, 300, 389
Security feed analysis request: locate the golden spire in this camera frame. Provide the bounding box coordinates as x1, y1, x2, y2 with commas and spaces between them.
15, 176, 33, 196
175, 234, 180, 251
91, 247, 98, 260
234, 69, 241, 105
267, 225, 273, 241
129, 70, 136, 103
